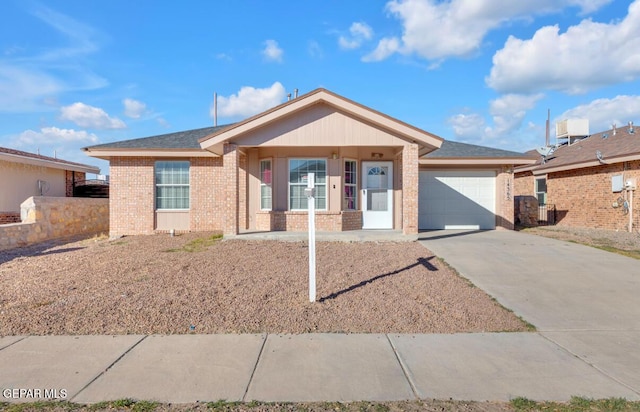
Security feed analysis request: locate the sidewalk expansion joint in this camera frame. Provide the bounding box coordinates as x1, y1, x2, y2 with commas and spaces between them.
538, 332, 640, 397
385, 334, 420, 400
241, 333, 268, 402
70, 335, 148, 402
0, 336, 28, 352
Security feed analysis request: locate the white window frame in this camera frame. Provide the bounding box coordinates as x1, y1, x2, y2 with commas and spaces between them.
155, 160, 190, 210
260, 158, 272, 211
288, 158, 327, 211
343, 159, 357, 210
535, 177, 547, 206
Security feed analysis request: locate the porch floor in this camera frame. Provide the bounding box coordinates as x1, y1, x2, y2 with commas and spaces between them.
226, 229, 416, 242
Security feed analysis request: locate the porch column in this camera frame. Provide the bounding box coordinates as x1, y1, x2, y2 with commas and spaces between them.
223, 143, 239, 235
402, 143, 419, 235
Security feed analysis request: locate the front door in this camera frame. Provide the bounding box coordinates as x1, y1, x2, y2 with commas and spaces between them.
362, 161, 393, 229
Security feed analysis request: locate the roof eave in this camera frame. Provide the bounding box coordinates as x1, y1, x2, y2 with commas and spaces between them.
0, 152, 100, 174
420, 157, 537, 166
83, 148, 220, 160
531, 152, 640, 175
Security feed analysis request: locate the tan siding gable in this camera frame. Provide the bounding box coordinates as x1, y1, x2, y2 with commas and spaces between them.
232, 105, 413, 148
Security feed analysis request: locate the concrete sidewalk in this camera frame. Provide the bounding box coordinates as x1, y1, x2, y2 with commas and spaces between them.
1, 332, 638, 404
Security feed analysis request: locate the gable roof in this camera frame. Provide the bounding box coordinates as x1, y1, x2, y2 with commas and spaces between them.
83, 126, 229, 159
0, 146, 100, 174
516, 124, 640, 175
420, 140, 535, 165
198, 88, 444, 155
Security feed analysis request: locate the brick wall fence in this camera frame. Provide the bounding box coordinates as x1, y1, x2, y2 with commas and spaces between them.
0, 196, 109, 251
0, 212, 21, 224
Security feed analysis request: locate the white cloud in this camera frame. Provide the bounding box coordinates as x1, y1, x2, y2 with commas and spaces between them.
60, 102, 126, 129
362, 38, 401, 62
367, 0, 612, 62
15, 126, 99, 146
339, 22, 374, 50
486, 93, 544, 138
559, 95, 640, 132
262, 40, 283, 63
448, 93, 544, 150
447, 112, 486, 139
487, 1, 640, 94
308, 40, 323, 59
213, 82, 286, 118
123, 98, 147, 119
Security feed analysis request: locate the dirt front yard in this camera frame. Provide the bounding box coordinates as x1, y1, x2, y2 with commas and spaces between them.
0, 233, 529, 335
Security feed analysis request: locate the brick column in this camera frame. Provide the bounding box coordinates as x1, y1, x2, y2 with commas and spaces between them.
402, 143, 419, 235
223, 143, 239, 235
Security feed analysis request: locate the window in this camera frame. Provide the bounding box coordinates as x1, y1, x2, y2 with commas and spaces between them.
535, 177, 547, 206
289, 159, 326, 210
260, 159, 272, 210
155, 161, 190, 209
344, 160, 357, 210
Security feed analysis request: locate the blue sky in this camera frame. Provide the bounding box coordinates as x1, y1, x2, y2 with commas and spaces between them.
2, 0, 640, 175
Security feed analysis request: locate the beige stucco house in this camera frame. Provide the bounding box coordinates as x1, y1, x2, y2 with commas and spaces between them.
0, 147, 100, 224
84, 89, 534, 237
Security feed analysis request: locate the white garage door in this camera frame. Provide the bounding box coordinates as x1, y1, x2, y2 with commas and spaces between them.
419, 170, 496, 230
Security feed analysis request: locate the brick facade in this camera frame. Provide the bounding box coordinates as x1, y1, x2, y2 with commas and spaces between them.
222, 143, 240, 235
0, 212, 21, 224
190, 157, 224, 231
65, 170, 86, 197
401, 144, 418, 235
496, 166, 515, 230
109, 157, 155, 236
256, 210, 362, 231
548, 161, 640, 230
514, 161, 640, 231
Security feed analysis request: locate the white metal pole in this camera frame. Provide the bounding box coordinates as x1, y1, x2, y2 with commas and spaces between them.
307, 172, 316, 302
629, 188, 634, 233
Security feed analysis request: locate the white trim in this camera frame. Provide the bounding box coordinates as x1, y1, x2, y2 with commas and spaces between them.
155, 160, 190, 210
420, 157, 536, 166
288, 158, 328, 211
343, 158, 358, 211
259, 158, 273, 211
0, 152, 100, 174
83, 149, 219, 161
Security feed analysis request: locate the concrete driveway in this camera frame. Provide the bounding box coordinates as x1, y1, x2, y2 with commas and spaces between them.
419, 229, 640, 396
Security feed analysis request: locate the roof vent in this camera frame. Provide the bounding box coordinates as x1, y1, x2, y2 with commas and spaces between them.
612, 123, 617, 135
602, 133, 608, 139
629, 121, 635, 134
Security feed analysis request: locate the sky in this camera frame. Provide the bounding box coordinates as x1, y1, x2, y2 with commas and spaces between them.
2, 0, 640, 175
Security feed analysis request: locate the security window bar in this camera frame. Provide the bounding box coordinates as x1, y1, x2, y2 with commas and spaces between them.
155, 161, 190, 210
260, 159, 272, 210
344, 159, 357, 210
289, 159, 327, 210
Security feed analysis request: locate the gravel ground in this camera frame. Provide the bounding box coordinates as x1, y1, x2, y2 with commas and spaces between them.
0, 232, 528, 335
522, 225, 640, 251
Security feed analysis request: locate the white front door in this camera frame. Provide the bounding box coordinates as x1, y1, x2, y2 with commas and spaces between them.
362, 161, 393, 229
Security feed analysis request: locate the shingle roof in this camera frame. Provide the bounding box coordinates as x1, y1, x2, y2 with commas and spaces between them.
0, 146, 99, 171
84, 125, 231, 150
422, 140, 529, 158
521, 124, 640, 172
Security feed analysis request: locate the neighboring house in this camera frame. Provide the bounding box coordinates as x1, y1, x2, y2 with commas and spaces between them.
84, 88, 534, 237
514, 122, 640, 231
0, 147, 100, 224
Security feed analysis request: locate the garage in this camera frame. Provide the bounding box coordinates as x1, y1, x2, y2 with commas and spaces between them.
419, 170, 496, 230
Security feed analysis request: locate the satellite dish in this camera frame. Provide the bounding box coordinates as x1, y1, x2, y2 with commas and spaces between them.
536, 146, 555, 157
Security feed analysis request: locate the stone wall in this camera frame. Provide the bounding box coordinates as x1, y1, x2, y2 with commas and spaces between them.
0, 196, 109, 251
514, 195, 540, 227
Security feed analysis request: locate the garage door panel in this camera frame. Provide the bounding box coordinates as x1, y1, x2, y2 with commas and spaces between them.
419, 170, 496, 230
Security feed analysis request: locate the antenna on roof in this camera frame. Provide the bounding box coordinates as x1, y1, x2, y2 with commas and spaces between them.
213, 92, 218, 127
545, 108, 550, 147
